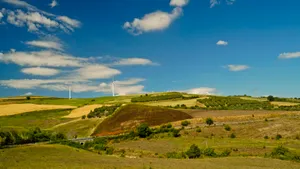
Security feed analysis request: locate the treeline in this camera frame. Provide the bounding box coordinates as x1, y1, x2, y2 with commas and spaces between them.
87, 105, 121, 118
0, 127, 66, 147
131, 93, 199, 103
197, 96, 300, 110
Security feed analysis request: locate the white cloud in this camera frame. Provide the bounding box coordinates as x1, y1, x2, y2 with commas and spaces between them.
123, 7, 183, 35
0, 12, 3, 20
216, 40, 228, 46
57, 16, 81, 28
225, 65, 249, 72
76, 65, 121, 80
21, 67, 60, 76
115, 85, 144, 96
49, 0, 58, 8
23, 92, 33, 96
114, 78, 145, 85
210, 0, 236, 8
114, 58, 155, 66
2, 0, 81, 33
0, 50, 87, 67
278, 52, 300, 59
184, 87, 217, 95
25, 40, 63, 51
170, 0, 189, 7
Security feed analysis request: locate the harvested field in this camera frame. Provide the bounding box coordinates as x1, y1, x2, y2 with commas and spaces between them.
271, 101, 299, 106
64, 104, 103, 118
144, 99, 199, 107
92, 104, 192, 136
0, 104, 76, 116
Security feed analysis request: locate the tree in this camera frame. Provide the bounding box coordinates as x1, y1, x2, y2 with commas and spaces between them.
26, 96, 31, 100
267, 95, 275, 102
186, 144, 201, 158
205, 118, 214, 126
82, 115, 86, 119
137, 123, 152, 138
181, 120, 190, 127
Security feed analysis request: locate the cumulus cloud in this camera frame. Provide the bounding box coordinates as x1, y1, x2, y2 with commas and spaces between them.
23, 92, 33, 96
49, 0, 58, 8
225, 65, 250, 72
170, 0, 189, 7
2, 0, 81, 33
0, 50, 87, 67
0, 12, 3, 20
25, 40, 63, 51
114, 78, 145, 85
123, 7, 183, 35
278, 52, 300, 59
113, 58, 156, 66
216, 40, 228, 46
57, 16, 81, 28
184, 87, 217, 95
21, 67, 60, 76
75, 65, 121, 80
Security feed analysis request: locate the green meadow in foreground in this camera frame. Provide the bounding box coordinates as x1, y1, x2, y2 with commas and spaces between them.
1, 144, 300, 169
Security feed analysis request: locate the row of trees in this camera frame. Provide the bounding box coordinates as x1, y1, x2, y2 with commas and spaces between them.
131, 93, 184, 102
87, 105, 121, 118
0, 127, 66, 147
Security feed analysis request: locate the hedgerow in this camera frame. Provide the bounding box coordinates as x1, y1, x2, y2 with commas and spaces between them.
87, 104, 121, 118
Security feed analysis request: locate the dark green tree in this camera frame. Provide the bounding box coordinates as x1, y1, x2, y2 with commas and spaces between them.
186, 144, 201, 159
267, 95, 275, 101
137, 123, 152, 138
206, 118, 214, 126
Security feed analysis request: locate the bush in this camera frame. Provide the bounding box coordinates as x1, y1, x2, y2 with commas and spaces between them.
276, 134, 282, 140
137, 123, 152, 138
172, 129, 181, 137
229, 133, 236, 138
105, 147, 114, 155
206, 118, 214, 126
87, 105, 120, 118
26, 96, 31, 100
264, 136, 269, 139
267, 95, 275, 102
181, 120, 190, 127
271, 146, 290, 156
196, 128, 202, 133
82, 115, 86, 119
186, 144, 201, 159
220, 149, 232, 157
224, 124, 231, 131
203, 148, 217, 157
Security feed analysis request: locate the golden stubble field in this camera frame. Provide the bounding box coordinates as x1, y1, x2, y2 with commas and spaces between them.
64, 104, 104, 118
0, 104, 76, 116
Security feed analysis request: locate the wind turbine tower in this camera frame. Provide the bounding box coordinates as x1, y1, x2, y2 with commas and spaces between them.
69, 86, 72, 99
111, 78, 115, 97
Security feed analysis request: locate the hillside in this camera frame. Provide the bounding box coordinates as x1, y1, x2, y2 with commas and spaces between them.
92, 104, 192, 136
1, 144, 299, 169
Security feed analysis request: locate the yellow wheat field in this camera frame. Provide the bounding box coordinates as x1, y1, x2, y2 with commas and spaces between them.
64, 104, 104, 118
0, 104, 76, 116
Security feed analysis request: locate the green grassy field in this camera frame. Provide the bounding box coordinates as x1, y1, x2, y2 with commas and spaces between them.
1, 144, 300, 169
52, 118, 103, 138
0, 109, 75, 129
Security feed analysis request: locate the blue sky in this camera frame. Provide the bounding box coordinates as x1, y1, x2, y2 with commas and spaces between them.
1, 0, 300, 98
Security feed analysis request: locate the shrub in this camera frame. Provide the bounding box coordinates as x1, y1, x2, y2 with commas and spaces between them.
224, 124, 231, 131
203, 148, 217, 157
276, 134, 282, 140
206, 118, 214, 126
51, 132, 67, 141
172, 129, 181, 137
82, 115, 86, 119
196, 128, 202, 133
264, 136, 269, 139
87, 105, 120, 118
181, 120, 190, 127
186, 144, 201, 159
220, 149, 231, 157
229, 133, 236, 138
26, 96, 31, 100
105, 147, 114, 155
271, 146, 290, 156
137, 123, 152, 138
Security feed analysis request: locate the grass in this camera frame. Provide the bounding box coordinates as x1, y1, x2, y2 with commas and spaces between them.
52, 118, 103, 138
0, 109, 75, 129
1, 144, 300, 169
92, 104, 192, 136
144, 98, 199, 107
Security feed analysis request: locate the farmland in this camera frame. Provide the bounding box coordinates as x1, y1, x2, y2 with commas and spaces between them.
1, 93, 300, 168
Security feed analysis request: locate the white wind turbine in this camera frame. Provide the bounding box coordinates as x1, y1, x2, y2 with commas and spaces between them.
111, 77, 115, 97
68, 86, 72, 99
